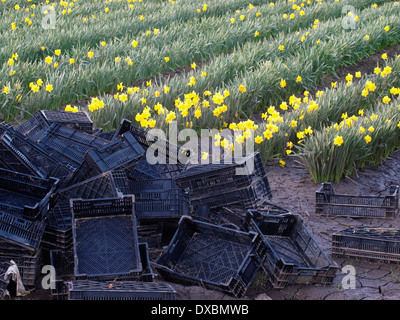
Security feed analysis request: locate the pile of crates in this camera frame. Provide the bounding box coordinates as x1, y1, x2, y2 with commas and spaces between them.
0, 110, 339, 300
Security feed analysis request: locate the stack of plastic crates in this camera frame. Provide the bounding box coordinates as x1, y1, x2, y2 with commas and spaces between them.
129, 123, 191, 165
332, 227, 400, 263
154, 215, 268, 298
67, 131, 144, 186
242, 211, 338, 289
0, 211, 45, 288
175, 152, 272, 211
118, 176, 190, 219
0, 167, 59, 221
316, 183, 399, 219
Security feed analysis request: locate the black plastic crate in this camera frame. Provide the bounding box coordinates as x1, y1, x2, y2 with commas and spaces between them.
15, 111, 51, 142
243, 212, 338, 289
0, 129, 72, 180
58, 171, 122, 202
66, 280, 177, 300
111, 118, 132, 141
129, 124, 190, 165
190, 175, 272, 210
190, 205, 222, 225
42, 201, 73, 251
0, 122, 14, 135
75, 242, 155, 283
316, 183, 399, 219
37, 123, 110, 171
202, 202, 291, 230
50, 279, 69, 300
0, 168, 59, 221
175, 152, 271, 196
127, 156, 183, 181
48, 249, 74, 300
120, 178, 190, 219
16, 110, 94, 141
43, 172, 123, 251
94, 130, 116, 141
0, 237, 38, 258
154, 216, 268, 298
71, 196, 143, 280
68, 131, 144, 185
0, 211, 45, 253
332, 227, 400, 264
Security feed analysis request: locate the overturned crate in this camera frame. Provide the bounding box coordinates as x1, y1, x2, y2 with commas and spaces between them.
0, 211, 44, 254
332, 227, 400, 264
243, 211, 338, 289
71, 196, 146, 281
316, 183, 399, 219
0, 128, 72, 180
0, 167, 59, 221
16, 110, 94, 141
154, 216, 268, 298
67, 131, 144, 185
36, 123, 110, 172
15, 111, 51, 142
66, 280, 177, 300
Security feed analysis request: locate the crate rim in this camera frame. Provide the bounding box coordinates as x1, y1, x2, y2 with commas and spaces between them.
246, 211, 337, 271
154, 215, 263, 293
